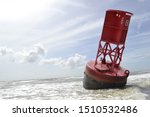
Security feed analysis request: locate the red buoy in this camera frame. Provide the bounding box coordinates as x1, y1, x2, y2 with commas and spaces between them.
83, 10, 133, 89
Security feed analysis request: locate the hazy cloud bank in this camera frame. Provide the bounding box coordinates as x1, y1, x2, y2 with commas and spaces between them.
40, 53, 86, 68
0, 43, 46, 63
0, 43, 87, 69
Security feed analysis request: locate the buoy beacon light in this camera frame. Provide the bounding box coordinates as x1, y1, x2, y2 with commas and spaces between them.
83, 9, 133, 89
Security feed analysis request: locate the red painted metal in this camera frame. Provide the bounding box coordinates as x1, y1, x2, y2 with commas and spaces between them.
83, 9, 133, 89
95, 10, 133, 70
101, 10, 133, 44
86, 61, 128, 83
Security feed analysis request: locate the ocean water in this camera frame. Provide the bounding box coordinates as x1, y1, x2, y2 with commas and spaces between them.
0, 73, 149, 100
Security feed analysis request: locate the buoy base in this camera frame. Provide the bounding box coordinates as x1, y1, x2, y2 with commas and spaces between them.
83, 60, 129, 89
83, 72, 127, 89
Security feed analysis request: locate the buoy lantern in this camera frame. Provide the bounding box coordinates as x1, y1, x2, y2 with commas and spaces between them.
83, 9, 133, 89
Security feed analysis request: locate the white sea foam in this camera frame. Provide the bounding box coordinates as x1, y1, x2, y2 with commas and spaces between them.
0, 73, 149, 100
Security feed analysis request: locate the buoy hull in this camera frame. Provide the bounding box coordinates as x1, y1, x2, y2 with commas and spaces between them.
83, 61, 129, 89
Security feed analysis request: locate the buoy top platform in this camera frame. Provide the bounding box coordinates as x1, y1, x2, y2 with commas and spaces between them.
83, 9, 133, 89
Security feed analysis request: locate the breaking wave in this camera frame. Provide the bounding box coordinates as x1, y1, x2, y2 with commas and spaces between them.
0, 73, 149, 100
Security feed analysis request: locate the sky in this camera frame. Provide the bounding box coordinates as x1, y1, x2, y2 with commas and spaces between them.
0, 0, 150, 80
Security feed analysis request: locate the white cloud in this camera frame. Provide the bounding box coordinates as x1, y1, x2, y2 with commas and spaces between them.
0, 43, 87, 69
0, 43, 46, 63
41, 53, 87, 68
40, 57, 62, 65
64, 53, 87, 68
0, 47, 14, 56
15, 43, 46, 63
